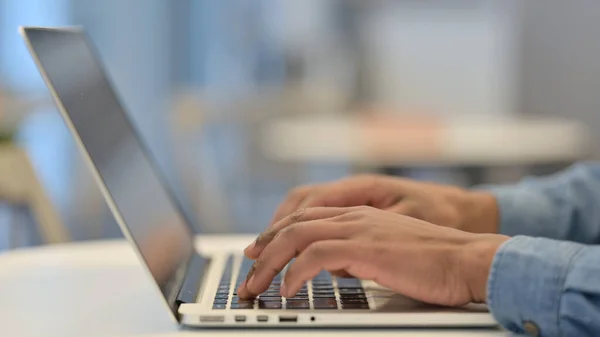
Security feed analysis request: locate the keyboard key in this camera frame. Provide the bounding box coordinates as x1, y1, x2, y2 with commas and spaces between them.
341, 303, 370, 310
312, 293, 336, 298
338, 288, 364, 294
286, 300, 310, 309
313, 298, 339, 309
312, 281, 333, 286
232, 298, 253, 304
287, 296, 309, 300
214, 294, 230, 299
339, 294, 367, 299
259, 301, 282, 309
336, 278, 361, 287
340, 298, 369, 304
313, 270, 332, 279
260, 291, 281, 297
212, 304, 227, 310
213, 298, 229, 304
230, 302, 255, 309
257, 296, 282, 302
312, 285, 334, 290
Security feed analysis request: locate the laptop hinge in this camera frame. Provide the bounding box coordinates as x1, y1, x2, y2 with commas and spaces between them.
175, 253, 207, 306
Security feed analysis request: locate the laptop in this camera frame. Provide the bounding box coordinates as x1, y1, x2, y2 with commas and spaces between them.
20, 26, 496, 328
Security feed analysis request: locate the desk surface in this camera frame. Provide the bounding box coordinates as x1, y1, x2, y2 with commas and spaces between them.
0, 235, 509, 337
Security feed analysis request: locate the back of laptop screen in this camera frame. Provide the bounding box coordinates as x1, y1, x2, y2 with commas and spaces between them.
24, 28, 195, 301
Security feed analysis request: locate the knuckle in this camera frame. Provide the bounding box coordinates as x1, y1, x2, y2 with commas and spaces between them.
256, 228, 277, 245
436, 207, 461, 227
337, 206, 375, 222
288, 185, 312, 199
356, 205, 375, 216
357, 174, 380, 189
355, 173, 377, 183
306, 241, 330, 259
399, 202, 418, 215
279, 222, 304, 238
288, 208, 307, 224
334, 211, 359, 222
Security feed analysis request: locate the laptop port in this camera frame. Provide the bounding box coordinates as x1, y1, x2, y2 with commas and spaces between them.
279, 315, 298, 323
257, 315, 269, 322
200, 315, 225, 323
235, 315, 246, 322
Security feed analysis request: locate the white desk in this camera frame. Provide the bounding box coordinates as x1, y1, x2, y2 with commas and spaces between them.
262, 116, 588, 167
0, 235, 509, 337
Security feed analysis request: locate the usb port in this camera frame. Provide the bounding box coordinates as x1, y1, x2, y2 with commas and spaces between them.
200, 315, 225, 323
257, 315, 269, 322
279, 315, 298, 323
235, 315, 246, 322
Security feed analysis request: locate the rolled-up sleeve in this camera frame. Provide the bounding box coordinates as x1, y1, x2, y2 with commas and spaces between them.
488, 236, 600, 336
485, 163, 600, 243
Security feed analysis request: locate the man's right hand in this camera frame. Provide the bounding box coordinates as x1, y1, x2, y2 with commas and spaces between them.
245, 174, 500, 259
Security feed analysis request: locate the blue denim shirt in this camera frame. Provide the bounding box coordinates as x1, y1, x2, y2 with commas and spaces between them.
485, 163, 600, 336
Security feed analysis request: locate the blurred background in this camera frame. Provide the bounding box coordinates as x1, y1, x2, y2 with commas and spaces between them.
0, 0, 597, 250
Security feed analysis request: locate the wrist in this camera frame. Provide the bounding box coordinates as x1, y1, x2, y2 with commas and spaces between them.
463, 191, 500, 234
458, 234, 510, 303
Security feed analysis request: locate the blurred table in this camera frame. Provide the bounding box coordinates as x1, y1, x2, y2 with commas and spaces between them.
262, 115, 589, 184
0, 235, 508, 337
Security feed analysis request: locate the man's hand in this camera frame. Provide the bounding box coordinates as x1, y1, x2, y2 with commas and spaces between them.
238, 206, 509, 306
247, 175, 498, 259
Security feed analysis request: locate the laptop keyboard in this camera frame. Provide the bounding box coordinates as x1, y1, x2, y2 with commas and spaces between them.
212, 256, 370, 310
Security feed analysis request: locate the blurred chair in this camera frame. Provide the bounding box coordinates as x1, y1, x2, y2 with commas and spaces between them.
0, 85, 69, 245
0, 144, 69, 245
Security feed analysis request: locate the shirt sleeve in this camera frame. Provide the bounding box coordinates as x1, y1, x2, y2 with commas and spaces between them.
484, 163, 600, 244
488, 236, 600, 336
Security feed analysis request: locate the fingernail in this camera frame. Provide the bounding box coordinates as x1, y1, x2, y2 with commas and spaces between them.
246, 262, 257, 282
247, 275, 256, 289
237, 280, 246, 295
244, 240, 256, 252
280, 282, 288, 297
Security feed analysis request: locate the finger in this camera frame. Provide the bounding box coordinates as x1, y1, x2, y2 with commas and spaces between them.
330, 270, 353, 278
243, 221, 358, 298
270, 175, 386, 227
269, 185, 315, 226
385, 200, 419, 217
282, 240, 371, 297
244, 207, 351, 259
298, 175, 407, 211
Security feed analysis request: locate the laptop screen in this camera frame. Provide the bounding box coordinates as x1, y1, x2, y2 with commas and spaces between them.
22, 27, 196, 309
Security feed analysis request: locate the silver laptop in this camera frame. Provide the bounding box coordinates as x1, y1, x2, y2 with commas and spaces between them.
20, 26, 496, 328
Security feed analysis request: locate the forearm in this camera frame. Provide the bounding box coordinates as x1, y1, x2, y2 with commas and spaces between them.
484, 163, 600, 243
487, 236, 600, 336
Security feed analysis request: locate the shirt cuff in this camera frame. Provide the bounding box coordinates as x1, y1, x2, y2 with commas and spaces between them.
487, 236, 584, 336
486, 185, 568, 238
